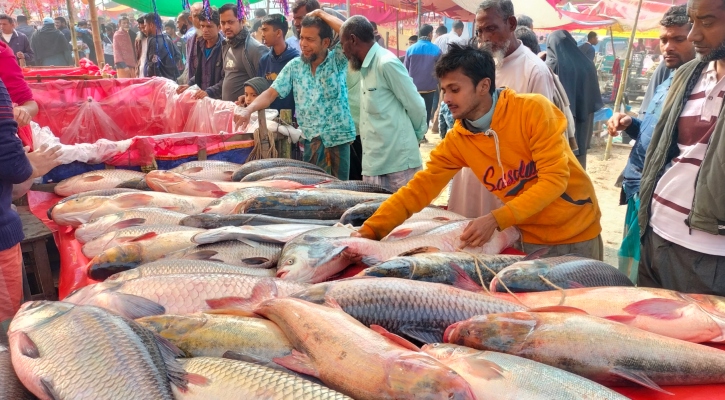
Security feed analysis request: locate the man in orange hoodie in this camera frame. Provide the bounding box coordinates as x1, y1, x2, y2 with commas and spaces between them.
359, 44, 603, 259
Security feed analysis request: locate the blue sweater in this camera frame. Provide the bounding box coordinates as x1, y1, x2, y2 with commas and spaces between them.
0, 79, 33, 251
404, 38, 441, 92
259, 44, 300, 117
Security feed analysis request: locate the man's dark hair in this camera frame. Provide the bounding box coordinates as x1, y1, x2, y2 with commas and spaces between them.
143, 13, 159, 27
453, 20, 464, 31
219, 3, 240, 19
119, 16, 129, 23
198, 8, 221, 26
137, 15, 146, 24
254, 8, 267, 18
660, 5, 690, 28
436, 25, 448, 36
515, 26, 539, 55
587, 31, 597, 41
341, 15, 374, 43
0, 14, 12, 23
262, 14, 289, 37
409, 35, 418, 42
370, 21, 378, 30
164, 19, 176, 29
477, 0, 515, 20
78, 19, 88, 27
435, 43, 496, 95
301, 15, 332, 42
292, 0, 321, 13
252, 19, 262, 32
55, 16, 67, 26
517, 15, 533, 29
16, 15, 27, 24
419, 24, 433, 38
178, 11, 190, 22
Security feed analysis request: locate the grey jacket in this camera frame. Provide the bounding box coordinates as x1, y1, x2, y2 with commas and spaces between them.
639, 60, 725, 237
207, 28, 268, 102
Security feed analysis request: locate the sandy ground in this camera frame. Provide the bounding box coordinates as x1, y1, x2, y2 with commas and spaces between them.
419, 130, 631, 267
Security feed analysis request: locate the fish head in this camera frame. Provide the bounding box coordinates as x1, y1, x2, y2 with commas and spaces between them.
75, 214, 120, 243
387, 353, 476, 400
86, 244, 145, 281
145, 170, 187, 192
106, 268, 142, 281
421, 343, 480, 362
136, 314, 206, 340
681, 293, 725, 340
444, 312, 536, 354
9, 301, 75, 334
50, 196, 108, 227
63, 281, 119, 305
492, 261, 550, 292
276, 237, 352, 283
358, 258, 413, 278
201, 196, 244, 215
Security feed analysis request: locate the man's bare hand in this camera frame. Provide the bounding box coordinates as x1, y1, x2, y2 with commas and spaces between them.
176, 85, 190, 94
193, 90, 208, 100
234, 108, 252, 130
27, 144, 63, 179
235, 95, 246, 107
607, 112, 632, 137
13, 107, 31, 127
16, 52, 24, 60
459, 214, 499, 249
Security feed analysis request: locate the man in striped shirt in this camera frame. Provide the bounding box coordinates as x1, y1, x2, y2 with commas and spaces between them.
638, 0, 725, 295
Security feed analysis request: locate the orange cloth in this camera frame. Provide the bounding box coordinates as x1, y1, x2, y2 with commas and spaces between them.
0, 243, 23, 321
361, 88, 602, 245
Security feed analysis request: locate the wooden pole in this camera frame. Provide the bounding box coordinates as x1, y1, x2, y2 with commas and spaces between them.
65, 0, 80, 66
385, 31, 389, 49
346, 0, 350, 17
604, 0, 644, 161
87, 0, 106, 67
395, 5, 399, 55
417, 0, 422, 30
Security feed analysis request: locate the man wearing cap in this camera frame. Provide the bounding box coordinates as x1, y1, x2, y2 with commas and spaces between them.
31, 18, 72, 66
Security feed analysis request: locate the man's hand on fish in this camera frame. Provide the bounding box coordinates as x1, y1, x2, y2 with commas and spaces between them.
459, 213, 498, 249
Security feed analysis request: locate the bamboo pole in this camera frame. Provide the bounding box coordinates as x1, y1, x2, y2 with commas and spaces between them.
603, 0, 644, 161
65, 0, 80, 66
87, 0, 105, 67
395, 5, 399, 55
417, 0, 421, 30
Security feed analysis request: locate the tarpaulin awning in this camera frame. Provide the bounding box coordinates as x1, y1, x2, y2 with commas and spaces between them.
579, 0, 689, 31
112, 0, 263, 17
325, 0, 418, 24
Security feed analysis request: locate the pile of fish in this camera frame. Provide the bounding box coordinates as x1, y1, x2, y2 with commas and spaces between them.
4, 158, 725, 398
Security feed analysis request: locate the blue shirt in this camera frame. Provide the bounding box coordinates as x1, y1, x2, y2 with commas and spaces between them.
286, 36, 300, 52
403, 38, 441, 92
271, 43, 356, 148
622, 72, 674, 200
259, 44, 300, 117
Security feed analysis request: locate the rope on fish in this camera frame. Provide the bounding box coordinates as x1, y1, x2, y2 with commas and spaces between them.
538, 274, 567, 306
461, 251, 527, 308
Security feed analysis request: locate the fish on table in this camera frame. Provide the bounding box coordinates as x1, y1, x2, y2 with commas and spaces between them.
193, 224, 337, 245
180, 213, 338, 229
81, 225, 203, 258
339, 202, 465, 227
169, 160, 242, 182
260, 174, 336, 185
232, 158, 326, 181
314, 181, 393, 194
0, 342, 34, 400
107, 259, 275, 282
53, 169, 147, 197
145, 170, 305, 198
75, 208, 190, 244
8, 301, 187, 400
241, 167, 337, 183
163, 240, 283, 270
445, 311, 725, 393
255, 297, 476, 400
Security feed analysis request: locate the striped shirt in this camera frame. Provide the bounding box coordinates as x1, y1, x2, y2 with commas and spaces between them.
650, 62, 725, 255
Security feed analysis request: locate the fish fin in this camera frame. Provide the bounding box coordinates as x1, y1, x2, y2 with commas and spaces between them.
610, 367, 673, 395
370, 325, 421, 351
109, 218, 147, 230
622, 298, 689, 320
40, 378, 61, 400
156, 334, 191, 392
223, 350, 266, 363
522, 247, 550, 261
399, 325, 441, 344
206, 279, 279, 310
566, 281, 586, 289
398, 247, 441, 257
238, 238, 261, 248
180, 250, 220, 261
223, 171, 233, 177
315, 246, 349, 267
431, 217, 451, 221
273, 350, 319, 378
241, 257, 271, 266
465, 356, 506, 380
323, 296, 343, 310
99, 292, 165, 319
128, 232, 158, 242
529, 306, 589, 314
360, 256, 382, 266
17, 331, 39, 358
387, 228, 413, 240
81, 175, 105, 182
113, 193, 155, 208
185, 167, 203, 173
604, 315, 637, 323
203, 308, 262, 318
186, 373, 210, 387
449, 264, 483, 292
211, 190, 228, 198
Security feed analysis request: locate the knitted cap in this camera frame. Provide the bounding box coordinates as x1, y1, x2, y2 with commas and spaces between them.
243, 77, 270, 95
43, 17, 54, 25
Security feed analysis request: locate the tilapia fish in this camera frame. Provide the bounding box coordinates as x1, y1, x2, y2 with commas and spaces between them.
108, 259, 275, 282
75, 208, 190, 244
54, 169, 147, 197
137, 313, 293, 360
359, 252, 524, 288
423, 344, 628, 400
232, 158, 326, 181
193, 224, 332, 245
278, 221, 520, 283
445, 311, 725, 392
292, 277, 525, 344
164, 240, 283, 269
260, 174, 335, 185
86, 230, 205, 280
52, 192, 215, 227
0, 343, 34, 400
8, 301, 187, 400
256, 298, 476, 400
173, 357, 352, 400
145, 170, 304, 198
493, 287, 725, 343
169, 160, 242, 182
65, 274, 309, 318
491, 256, 634, 293
180, 213, 337, 229
315, 181, 393, 194
82, 225, 203, 258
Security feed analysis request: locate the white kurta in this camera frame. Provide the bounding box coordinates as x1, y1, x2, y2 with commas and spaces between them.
447, 41, 556, 218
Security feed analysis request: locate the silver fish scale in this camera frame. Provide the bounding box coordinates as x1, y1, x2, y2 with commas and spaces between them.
165, 241, 283, 269
0, 344, 34, 400
108, 259, 275, 282
177, 357, 351, 399
315, 278, 525, 343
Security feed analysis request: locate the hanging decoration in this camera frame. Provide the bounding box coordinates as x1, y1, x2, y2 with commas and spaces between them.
203, 0, 211, 19
280, 0, 289, 15
181, 0, 190, 11
236, 0, 249, 21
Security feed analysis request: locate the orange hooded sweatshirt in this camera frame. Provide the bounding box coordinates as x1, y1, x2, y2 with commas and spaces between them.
360, 88, 602, 245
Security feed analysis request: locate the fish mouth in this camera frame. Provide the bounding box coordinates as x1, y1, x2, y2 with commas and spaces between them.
276, 270, 289, 279
443, 322, 460, 343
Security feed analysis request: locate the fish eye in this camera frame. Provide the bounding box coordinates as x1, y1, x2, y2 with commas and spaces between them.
284, 258, 295, 265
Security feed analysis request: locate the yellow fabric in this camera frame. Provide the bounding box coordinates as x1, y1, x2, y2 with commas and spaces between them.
360, 88, 602, 245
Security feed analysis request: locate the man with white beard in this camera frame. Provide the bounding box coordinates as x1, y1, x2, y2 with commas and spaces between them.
446, 0, 557, 220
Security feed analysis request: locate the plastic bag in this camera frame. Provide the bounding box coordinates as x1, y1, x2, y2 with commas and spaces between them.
31, 121, 132, 164
59, 96, 127, 144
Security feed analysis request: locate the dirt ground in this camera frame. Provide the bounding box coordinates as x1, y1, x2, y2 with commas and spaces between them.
419, 130, 631, 267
